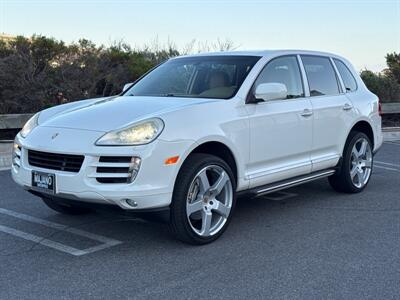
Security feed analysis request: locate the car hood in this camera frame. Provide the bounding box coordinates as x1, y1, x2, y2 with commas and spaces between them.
39, 96, 216, 132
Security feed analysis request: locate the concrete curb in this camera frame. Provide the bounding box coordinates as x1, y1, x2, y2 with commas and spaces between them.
0, 157, 12, 170
382, 129, 400, 142
382, 127, 400, 132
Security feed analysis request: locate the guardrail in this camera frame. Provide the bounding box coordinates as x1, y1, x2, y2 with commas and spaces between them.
0, 113, 33, 130
0, 103, 399, 139
381, 103, 400, 114
0, 114, 33, 142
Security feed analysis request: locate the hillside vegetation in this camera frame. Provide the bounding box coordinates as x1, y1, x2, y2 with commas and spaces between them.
0, 35, 399, 114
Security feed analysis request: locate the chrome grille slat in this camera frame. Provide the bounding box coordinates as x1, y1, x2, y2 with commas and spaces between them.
95, 156, 135, 184
90, 173, 131, 178
91, 162, 132, 168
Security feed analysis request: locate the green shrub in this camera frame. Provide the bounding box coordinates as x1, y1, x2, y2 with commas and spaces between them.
0, 35, 399, 113
0, 36, 178, 114
360, 70, 400, 103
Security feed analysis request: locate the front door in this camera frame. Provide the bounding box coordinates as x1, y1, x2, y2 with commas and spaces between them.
246, 55, 313, 188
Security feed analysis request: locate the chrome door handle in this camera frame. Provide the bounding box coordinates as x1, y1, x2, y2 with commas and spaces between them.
343, 103, 353, 111
301, 109, 313, 117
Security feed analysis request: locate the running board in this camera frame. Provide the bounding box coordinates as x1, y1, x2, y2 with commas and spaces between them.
240, 169, 336, 197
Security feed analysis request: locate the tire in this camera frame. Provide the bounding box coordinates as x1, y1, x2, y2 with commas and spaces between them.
329, 131, 373, 193
41, 197, 92, 215
170, 153, 236, 245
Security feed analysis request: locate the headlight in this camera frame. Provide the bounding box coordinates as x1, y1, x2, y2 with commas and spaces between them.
96, 118, 164, 146
20, 113, 40, 138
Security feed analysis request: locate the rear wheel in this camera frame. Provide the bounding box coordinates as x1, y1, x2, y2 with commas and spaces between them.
170, 153, 236, 245
329, 131, 373, 193
41, 197, 92, 215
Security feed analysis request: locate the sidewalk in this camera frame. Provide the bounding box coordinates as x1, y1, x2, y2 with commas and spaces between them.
1, 129, 399, 171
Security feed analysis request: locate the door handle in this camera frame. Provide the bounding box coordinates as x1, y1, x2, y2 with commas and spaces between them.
301, 109, 313, 117
343, 103, 353, 111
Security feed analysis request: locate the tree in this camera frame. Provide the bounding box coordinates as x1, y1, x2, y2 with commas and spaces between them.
361, 52, 400, 103
361, 70, 400, 102
0, 35, 176, 113
0, 35, 66, 113
385, 52, 400, 84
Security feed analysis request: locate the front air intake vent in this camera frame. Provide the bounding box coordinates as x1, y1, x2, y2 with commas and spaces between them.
12, 145, 22, 169
95, 156, 141, 184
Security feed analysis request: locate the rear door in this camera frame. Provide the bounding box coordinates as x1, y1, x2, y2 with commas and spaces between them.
300, 55, 355, 171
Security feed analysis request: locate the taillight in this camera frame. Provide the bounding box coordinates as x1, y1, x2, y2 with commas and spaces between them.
378, 99, 382, 116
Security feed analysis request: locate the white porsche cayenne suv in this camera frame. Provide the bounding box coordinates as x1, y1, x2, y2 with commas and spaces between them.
12, 50, 383, 244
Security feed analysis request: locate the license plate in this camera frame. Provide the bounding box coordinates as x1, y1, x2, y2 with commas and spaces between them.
32, 171, 55, 194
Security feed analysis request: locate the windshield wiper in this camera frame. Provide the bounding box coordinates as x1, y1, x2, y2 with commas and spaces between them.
126, 93, 191, 98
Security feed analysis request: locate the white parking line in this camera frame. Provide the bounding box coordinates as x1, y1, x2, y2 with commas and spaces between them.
374, 165, 400, 172
0, 225, 87, 256
375, 161, 400, 168
384, 141, 400, 146
0, 208, 122, 256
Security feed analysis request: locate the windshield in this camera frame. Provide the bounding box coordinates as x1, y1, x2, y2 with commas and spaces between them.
125, 55, 261, 99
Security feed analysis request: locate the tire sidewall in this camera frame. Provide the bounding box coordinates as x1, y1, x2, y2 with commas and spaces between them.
170, 153, 236, 244
342, 132, 373, 193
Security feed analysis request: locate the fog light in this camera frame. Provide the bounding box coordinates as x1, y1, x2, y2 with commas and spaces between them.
128, 157, 141, 183
126, 199, 138, 207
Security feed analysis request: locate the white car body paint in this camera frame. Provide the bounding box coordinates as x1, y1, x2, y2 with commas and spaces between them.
11, 50, 383, 211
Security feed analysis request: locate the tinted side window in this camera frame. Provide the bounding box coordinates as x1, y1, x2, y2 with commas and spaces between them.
301, 56, 340, 96
333, 58, 357, 92
254, 56, 304, 99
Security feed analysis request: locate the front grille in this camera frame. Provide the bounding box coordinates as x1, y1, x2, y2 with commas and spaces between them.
28, 150, 84, 173
95, 156, 140, 184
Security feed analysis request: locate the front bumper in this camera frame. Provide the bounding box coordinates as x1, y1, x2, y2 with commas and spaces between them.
11, 126, 193, 210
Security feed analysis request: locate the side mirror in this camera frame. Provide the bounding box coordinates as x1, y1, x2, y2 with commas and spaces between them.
122, 82, 133, 92
254, 83, 288, 102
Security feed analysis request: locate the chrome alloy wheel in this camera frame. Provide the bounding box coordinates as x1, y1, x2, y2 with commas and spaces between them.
350, 137, 373, 188
186, 165, 233, 237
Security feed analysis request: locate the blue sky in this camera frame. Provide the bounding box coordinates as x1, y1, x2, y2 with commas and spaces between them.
1, 0, 399, 71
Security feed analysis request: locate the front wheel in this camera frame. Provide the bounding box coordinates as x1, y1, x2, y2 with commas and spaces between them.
170, 153, 236, 245
329, 131, 373, 193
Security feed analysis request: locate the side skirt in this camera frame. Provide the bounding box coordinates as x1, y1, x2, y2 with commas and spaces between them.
237, 169, 336, 198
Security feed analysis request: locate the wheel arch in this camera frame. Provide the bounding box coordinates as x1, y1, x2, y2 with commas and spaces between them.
340, 119, 375, 158
174, 139, 241, 192
190, 141, 238, 185
348, 120, 374, 149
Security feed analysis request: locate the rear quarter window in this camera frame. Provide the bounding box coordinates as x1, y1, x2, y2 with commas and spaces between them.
333, 58, 357, 92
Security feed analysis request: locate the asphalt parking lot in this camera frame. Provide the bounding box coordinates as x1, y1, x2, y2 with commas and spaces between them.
0, 142, 399, 299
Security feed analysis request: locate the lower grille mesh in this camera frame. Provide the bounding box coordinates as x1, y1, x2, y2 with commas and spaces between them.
28, 150, 84, 173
